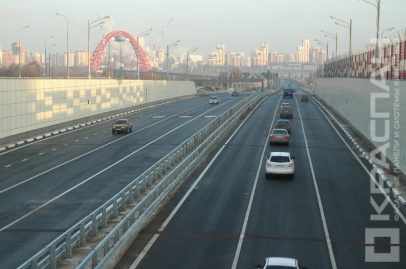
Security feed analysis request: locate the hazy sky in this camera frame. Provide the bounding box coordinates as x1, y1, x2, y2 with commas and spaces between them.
1, 0, 405, 59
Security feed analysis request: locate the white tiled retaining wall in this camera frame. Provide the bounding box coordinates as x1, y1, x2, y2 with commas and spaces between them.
0, 78, 195, 140
316, 78, 405, 177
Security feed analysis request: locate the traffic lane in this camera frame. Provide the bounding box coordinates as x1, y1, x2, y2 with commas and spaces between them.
300, 100, 406, 268
0, 110, 234, 228
115, 96, 272, 269
238, 132, 333, 268
0, 96, 237, 191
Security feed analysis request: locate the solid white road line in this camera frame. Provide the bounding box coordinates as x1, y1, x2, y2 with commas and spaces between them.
295, 97, 338, 269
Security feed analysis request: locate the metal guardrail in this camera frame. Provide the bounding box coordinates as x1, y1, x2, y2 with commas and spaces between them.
18, 90, 269, 269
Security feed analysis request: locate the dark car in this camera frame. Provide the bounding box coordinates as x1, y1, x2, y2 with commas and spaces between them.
112, 119, 132, 134
301, 94, 309, 102
283, 88, 294, 98
231, 90, 239, 96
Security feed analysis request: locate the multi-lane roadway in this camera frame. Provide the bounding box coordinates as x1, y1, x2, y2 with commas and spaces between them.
114, 89, 406, 269
0, 88, 405, 269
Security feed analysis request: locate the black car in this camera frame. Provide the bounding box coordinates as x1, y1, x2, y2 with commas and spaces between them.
283, 89, 294, 98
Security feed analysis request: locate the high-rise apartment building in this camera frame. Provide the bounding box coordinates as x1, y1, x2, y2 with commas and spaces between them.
296, 39, 310, 62
75, 50, 88, 66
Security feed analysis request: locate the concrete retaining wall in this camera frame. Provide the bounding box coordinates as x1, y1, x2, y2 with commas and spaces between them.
315, 78, 405, 178
0, 78, 195, 141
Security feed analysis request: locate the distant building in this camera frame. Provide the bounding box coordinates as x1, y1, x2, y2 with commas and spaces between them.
75, 50, 88, 66
11, 42, 26, 64
296, 39, 310, 63
2, 51, 17, 67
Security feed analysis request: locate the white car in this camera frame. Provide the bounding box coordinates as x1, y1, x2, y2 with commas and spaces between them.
265, 152, 295, 179
209, 96, 219, 104
256, 257, 308, 269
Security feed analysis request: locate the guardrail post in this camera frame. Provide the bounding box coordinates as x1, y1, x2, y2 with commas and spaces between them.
92, 248, 98, 268
30, 259, 38, 269
65, 233, 72, 259
92, 214, 98, 237
49, 246, 56, 269
121, 192, 127, 211
113, 199, 118, 219
80, 223, 86, 247
134, 182, 140, 198
129, 186, 134, 204
102, 206, 108, 228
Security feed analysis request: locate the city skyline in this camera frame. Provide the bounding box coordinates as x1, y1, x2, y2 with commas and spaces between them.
1, 0, 405, 60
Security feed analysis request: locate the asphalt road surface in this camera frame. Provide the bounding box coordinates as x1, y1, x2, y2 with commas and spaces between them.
114, 90, 406, 269
0, 92, 245, 268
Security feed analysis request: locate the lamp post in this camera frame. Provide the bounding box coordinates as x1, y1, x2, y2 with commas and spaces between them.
44, 35, 54, 77
88, 16, 109, 79
381, 27, 394, 47
18, 25, 29, 78
331, 15, 352, 76
56, 12, 69, 78
166, 40, 180, 79
321, 30, 337, 57
358, 0, 380, 58
186, 47, 198, 80
136, 28, 152, 80
48, 44, 56, 78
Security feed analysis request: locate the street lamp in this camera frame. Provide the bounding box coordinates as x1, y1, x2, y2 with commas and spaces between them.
56, 12, 69, 78
331, 15, 352, 76
44, 35, 54, 77
18, 25, 29, 78
358, 0, 380, 58
321, 30, 337, 57
136, 28, 152, 80
315, 39, 329, 64
167, 40, 180, 79
186, 47, 198, 80
48, 44, 56, 78
88, 15, 110, 79
381, 27, 394, 47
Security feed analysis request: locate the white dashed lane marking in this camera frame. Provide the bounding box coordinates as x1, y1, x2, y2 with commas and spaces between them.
22, 159, 28, 162
52, 148, 57, 151
5, 165, 11, 168
39, 153, 44, 155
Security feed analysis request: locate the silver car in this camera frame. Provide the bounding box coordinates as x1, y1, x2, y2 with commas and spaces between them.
269, 128, 289, 145
265, 152, 295, 179
209, 96, 219, 104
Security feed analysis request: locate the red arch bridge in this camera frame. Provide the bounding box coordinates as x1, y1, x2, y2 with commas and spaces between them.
90, 30, 151, 71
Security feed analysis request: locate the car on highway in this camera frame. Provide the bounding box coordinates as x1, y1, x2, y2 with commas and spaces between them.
265, 152, 295, 179
231, 90, 239, 96
275, 119, 291, 133
256, 257, 306, 268
269, 128, 289, 145
112, 119, 132, 134
301, 94, 309, 102
280, 104, 293, 118
209, 96, 219, 104
283, 88, 294, 98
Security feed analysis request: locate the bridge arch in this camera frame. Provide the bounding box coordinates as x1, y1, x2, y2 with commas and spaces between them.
90, 30, 151, 71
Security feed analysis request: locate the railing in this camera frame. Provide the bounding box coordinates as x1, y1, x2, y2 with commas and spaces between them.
18, 89, 269, 269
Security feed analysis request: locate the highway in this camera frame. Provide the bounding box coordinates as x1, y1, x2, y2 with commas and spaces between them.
0, 88, 405, 269
114, 89, 406, 269
0, 92, 246, 269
